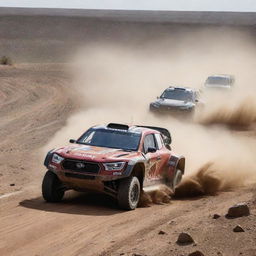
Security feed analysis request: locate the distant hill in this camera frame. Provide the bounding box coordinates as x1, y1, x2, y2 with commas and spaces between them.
0, 7, 256, 25
0, 7, 255, 62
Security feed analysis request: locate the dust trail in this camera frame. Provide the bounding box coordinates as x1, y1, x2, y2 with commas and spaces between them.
43, 27, 256, 200
197, 94, 256, 129
174, 161, 255, 198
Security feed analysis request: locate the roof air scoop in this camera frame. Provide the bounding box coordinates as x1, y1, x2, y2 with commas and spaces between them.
107, 123, 129, 131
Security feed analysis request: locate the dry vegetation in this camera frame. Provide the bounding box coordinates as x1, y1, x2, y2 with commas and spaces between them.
0, 56, 12, 65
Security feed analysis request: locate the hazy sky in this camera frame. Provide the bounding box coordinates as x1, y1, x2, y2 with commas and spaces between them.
0, 0, 255, 12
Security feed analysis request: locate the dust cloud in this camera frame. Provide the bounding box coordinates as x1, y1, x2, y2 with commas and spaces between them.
44, 27, 256, 199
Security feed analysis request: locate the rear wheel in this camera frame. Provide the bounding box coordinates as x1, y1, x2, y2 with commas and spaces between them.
172, 169, 183, 192
117, 176, 140, 210
42, 170, 64, 202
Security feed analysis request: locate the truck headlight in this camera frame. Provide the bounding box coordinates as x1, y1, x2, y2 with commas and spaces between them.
180, 103, 195, 110
52, 153, 64, 164
150, 102, 160, 108
103, 162, 126, 171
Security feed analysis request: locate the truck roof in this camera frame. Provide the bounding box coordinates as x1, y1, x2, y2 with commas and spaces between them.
167, 86, 196, 92
92, 123, 159, 134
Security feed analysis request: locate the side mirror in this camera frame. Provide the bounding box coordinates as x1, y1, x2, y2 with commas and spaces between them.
69, 139, 76, 143
147, 147, 157, 153
163, 135, 171, 145
166, 144, 171, 150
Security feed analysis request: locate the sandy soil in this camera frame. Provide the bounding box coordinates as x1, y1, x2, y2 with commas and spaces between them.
0, 64, 75, 195
0, 64, 256, 256
0, 186, 255, 256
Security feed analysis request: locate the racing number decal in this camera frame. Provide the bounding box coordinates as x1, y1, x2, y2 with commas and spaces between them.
146, 155, 162, 180
143, 133, 162, 180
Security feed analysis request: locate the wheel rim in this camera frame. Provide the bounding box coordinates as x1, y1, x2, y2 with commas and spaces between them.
130, 183, 139, 204
173, 171, 182, 189
176, 173, 182, 185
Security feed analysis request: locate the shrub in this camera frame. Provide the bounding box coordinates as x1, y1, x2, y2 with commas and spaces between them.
0, 56, 12, 65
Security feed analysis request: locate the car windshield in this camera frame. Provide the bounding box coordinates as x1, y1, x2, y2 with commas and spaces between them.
206, 77, 230, 86
77, 128, 141, 151
161, 89, 193, 101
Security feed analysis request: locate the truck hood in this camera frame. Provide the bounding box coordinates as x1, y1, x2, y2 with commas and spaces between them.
55, 144, 141, 162
152, 98, 195, 108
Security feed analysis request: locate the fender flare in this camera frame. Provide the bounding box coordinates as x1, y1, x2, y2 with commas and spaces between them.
169, 155, 185, 174
122, 160, 146, 185
43, 149, 55, 168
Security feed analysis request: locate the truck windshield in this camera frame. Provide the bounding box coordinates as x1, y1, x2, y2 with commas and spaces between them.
77, 129, 141, 151
206, 77, 230, 86
161, 89, 193, 101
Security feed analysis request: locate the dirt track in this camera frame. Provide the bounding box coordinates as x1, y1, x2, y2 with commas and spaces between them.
0, 64, 256, 256
0, 185, 255, 256
0, 64, 76, 195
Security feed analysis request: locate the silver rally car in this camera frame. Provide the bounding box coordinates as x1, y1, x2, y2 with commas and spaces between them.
204, 74, 235, 89
149, 86, 200, 114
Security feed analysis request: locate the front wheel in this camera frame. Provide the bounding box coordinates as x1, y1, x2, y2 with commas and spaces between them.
42, 170, 64, 202
117, 176, 141, 210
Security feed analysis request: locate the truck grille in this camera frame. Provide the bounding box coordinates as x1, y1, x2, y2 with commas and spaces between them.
65, 173, 95, 180
159, 105, 181, 111
62, 159, 100, 174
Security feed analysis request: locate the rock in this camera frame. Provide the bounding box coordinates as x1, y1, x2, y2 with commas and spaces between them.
176, 232, 194, 245
188, 251, 205, 256
227, 203, 250, 218
213, 214, 221, 219
233, 225, 245, 232
9, 183, 15, 186
158, 230, 166, 235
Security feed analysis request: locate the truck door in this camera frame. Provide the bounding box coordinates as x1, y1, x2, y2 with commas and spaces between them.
143, 134, 161, 182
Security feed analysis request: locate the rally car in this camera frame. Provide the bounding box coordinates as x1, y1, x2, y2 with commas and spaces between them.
149, 86, 200, 115
204, 74, 235, 89
42, 123, 185, 210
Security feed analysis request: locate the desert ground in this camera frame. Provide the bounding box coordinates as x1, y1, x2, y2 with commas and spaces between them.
0, 9, 256, 256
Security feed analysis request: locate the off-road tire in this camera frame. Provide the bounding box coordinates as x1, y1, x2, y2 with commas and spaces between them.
172, 169, 183, 192
118, 176, 140, 210
42, 170, 64, 202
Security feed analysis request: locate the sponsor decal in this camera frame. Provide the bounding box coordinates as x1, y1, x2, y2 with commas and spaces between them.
97, 148, 120, 154
71, 153, 96, 159
169, 160, 176, 166
73, 146, 92, 151
69, 147, 119, 156
49, 164, 57, 170
113, 172, 122, 176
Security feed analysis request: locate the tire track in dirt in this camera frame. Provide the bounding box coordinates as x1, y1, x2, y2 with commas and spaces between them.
0, 64, 76, 195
